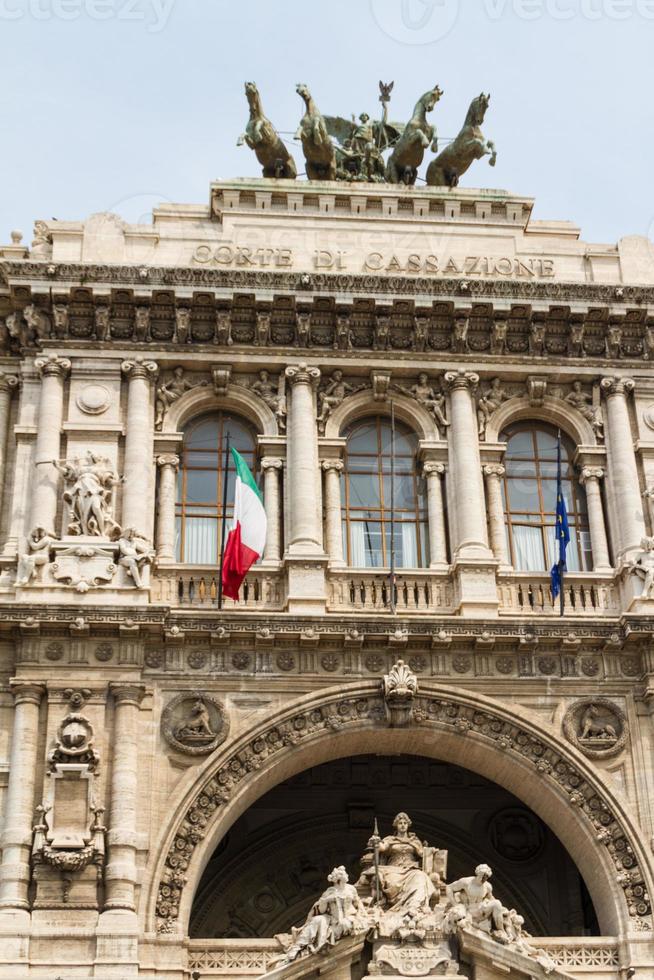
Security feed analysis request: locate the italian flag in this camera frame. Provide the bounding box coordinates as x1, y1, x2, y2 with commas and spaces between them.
221, 448, 267, 600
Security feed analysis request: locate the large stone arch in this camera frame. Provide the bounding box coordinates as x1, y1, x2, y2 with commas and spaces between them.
324, 390, 440, 442
163, 384, 278, 436
146, 682, 652, 939
485, 395, 598, 447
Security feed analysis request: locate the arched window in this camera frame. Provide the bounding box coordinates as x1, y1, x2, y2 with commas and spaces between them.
500, 422, 592, 572
341, 417, 427, 568
176, 413, 257, 564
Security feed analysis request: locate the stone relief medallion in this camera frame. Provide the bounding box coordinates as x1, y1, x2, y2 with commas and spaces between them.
161, 692, 229, 756
75, 383, 111, 415
563, 698, 628, 760
45, 641, 64, 661
643, 403, 654, 431
488, 807, 545, 863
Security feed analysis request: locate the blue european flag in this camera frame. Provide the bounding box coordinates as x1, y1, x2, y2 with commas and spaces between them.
550, 434, 570, 601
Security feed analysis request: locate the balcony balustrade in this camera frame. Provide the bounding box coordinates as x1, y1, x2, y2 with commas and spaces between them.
497, 572, 620, 618
151, 565, 623, 619
151, 565, 285, 611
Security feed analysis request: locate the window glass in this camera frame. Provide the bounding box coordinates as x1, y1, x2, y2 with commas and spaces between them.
176, 413, 257, 563
499, 422, 593, 573
342, 417, 427, 568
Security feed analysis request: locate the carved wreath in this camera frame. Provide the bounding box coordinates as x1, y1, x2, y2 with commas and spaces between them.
161, 691, 229, 757
562, 698, 628, 760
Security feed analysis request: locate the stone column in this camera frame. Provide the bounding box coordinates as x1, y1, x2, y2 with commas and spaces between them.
600, 376, 641, 559
261, 457, 283, 563
30, 355, 71, 534
322, 460, 344, 565
155, 454, 179, 562
483, 464, 509, 566
423, 462, 448, 568
580, 466, 612, 571
285, 363, 322, 554
0, 372, 18, 520
444, 371, 491, 558
0, 683, 45, 911
105, 684, 144, 912
121, 359, 158, 536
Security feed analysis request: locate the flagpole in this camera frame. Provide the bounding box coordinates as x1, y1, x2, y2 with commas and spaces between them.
389, 401, 396, 615
217, 430, 231, 610
557, 430, 565, 618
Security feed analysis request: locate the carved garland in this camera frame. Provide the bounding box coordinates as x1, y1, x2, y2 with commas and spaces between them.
154, 690, 652, 934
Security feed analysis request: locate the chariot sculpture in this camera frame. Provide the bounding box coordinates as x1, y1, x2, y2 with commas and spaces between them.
237, 81, 498, 187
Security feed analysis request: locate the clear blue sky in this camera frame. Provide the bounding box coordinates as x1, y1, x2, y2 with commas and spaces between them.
0, 0, 651, 247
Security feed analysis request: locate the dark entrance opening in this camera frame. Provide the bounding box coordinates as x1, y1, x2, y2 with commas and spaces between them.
190, 754, 600, 939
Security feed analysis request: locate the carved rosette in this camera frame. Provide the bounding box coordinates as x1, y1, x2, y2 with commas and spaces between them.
161, 692, 229, 756
154, 685, 651, 933
562, 698, 628, 760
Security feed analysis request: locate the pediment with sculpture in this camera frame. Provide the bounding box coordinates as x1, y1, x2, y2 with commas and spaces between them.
262, 811, 572, 979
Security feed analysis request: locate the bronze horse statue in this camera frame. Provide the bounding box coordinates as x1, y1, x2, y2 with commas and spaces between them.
237, 82, 297, 179
295, 83, 337, 181
426, 92, 496, 187
385, 85, 442, 185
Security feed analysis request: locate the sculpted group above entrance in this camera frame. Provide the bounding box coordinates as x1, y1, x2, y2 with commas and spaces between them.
266, 812, 558, 978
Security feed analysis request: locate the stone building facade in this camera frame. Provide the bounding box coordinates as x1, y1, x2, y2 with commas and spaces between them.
0, 177, 653, 977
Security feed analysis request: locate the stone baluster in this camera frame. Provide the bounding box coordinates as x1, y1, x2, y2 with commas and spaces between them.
121, 359, 158, 537
483, 464, 509, 566
104, 684, 144, 912
0, 683, 45, 911
285, 363, 322, 554
444, 371, 491, 558
30, 355, 71, 534
261, 458, 283, 563
600, 376, 641, 559
422, 462, 448, 568
155, 454, 179, 563
322, 460, 344, 565
0, 372, 18, 520
580, 467, 611, 572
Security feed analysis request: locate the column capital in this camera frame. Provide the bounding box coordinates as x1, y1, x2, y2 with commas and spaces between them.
285, 362, 320, 388
261, 457, 283, 472
9, 680, 46, 706
444, 370, 479, 392
110, 683, 146, 707
121, 358, 158, 382
483, 464, 505, 478
423, 461, 446, 477
600, 375, 635, 398
156, 453, 179, 470
0, 371, 19, 394
35, 355, 71, 379
321, 459, 344, 474
580, 466, 604, 484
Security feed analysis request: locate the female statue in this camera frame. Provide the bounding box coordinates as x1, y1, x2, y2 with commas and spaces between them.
361, 812, 438, 915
